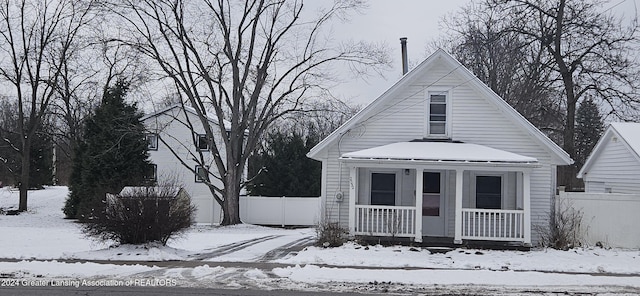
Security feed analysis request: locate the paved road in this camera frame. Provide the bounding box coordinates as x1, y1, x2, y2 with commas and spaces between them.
0, 286, 374, 296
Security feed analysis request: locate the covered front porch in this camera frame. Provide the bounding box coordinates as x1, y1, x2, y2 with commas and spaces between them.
341, 141, 539, 246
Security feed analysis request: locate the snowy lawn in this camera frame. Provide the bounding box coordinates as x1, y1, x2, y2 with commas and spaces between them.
0, 186, 313, 261
2, 186, 640, 293
279, 242, 640, 274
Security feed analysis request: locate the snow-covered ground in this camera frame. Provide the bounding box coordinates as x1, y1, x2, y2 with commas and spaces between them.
1, 186, 640, 295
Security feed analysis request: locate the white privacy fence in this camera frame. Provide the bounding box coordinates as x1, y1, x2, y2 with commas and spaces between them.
239, 196, 321, 226
558, 191, 640, 249
191, 195, 320, 226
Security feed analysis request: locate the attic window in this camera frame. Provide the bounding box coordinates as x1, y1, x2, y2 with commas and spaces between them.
426, 91, 450, 137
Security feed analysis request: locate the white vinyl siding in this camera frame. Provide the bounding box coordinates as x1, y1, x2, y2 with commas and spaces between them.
583, 135, 640, 194
143, 107, 230, 224
318, 58, 559, 244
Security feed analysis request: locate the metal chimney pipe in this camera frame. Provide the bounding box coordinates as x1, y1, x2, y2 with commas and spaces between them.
400, 37, 408, 75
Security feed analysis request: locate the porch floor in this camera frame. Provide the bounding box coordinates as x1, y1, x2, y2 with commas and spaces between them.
356, 236, 531, 251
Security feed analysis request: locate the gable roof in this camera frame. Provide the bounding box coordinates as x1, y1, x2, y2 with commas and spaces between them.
142, 104, 231, 130
307, 49, 572, 165
577, 122, 640, 178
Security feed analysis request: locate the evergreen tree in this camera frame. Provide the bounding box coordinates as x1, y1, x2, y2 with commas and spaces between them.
248, 129, 321, 197
27, 129, 53, 189
64, 80, 151, 219
575, 98, 604, 174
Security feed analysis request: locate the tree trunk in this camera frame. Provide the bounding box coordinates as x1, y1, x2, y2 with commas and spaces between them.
221, 173, 242, 225
561, 74, 578, 190
18, 139, 31, 211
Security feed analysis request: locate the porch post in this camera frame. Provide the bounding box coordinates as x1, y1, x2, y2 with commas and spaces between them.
454, 169, 463, 244
523, 170, 532, 246
415, 168, 423, 243
348, 166, 357, 234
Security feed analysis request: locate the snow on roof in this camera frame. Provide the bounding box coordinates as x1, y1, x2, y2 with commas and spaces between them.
341, 142, 538, 164
611, 122, 640, 157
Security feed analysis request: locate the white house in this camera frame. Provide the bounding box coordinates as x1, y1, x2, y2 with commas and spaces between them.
142, 104, 234, 224
578, 122, 640, 193
307, 49, 572, 246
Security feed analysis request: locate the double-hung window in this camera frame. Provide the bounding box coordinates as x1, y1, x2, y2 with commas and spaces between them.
370, 173, 396, 206
145, 133, 158, 151
146, 164, 157, 182
475, 175, 502, 209
427, 91, 449, 137
197, 134, 209, 151
195, 165, 208, 183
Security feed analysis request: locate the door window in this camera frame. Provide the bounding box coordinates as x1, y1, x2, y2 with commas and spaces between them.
422, 172, 441, 216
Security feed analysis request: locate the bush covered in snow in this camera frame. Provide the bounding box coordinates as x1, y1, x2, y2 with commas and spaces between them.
83, 186, 195, 245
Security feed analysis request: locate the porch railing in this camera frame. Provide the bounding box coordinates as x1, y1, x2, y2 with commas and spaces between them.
461, 208, 524, 241
354, 205, 416, 237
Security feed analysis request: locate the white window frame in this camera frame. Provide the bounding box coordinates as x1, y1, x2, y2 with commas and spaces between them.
470, 172, 508, 209
424, 88, 452, 138
146, 133, 158, 151
368, 169, 401, 206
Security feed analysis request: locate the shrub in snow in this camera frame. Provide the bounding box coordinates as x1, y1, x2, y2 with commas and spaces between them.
83, 185, 195, 246
316, 221, 348, 248
536, 200, 584, 250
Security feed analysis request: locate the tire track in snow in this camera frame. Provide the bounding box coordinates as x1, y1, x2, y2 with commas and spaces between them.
257, 236, 315, 262
189, 235, 283, 260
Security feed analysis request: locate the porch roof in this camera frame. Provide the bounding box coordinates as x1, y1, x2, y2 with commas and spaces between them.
340, 142, 538, 165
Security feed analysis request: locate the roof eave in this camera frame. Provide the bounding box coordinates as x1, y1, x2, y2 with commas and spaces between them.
577, 127, 613, 178
340, 157, 541, 168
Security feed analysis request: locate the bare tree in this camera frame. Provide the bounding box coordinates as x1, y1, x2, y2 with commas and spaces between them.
110, 0, 389, 225
0, 0, 96, 211
493, 0, 640, 189
440, 1, 565, 143
49, 23, 149, 185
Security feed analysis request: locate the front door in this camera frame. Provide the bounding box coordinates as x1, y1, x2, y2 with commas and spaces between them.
421, 171, 446, 236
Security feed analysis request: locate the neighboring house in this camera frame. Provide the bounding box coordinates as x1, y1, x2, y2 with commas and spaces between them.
307, 49, 572, 246
142, 104, 240, 224
578, 122, 640, 194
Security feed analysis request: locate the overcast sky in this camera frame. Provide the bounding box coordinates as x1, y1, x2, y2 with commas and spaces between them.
329, 0, 472, 105
331, 0, 639, 106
